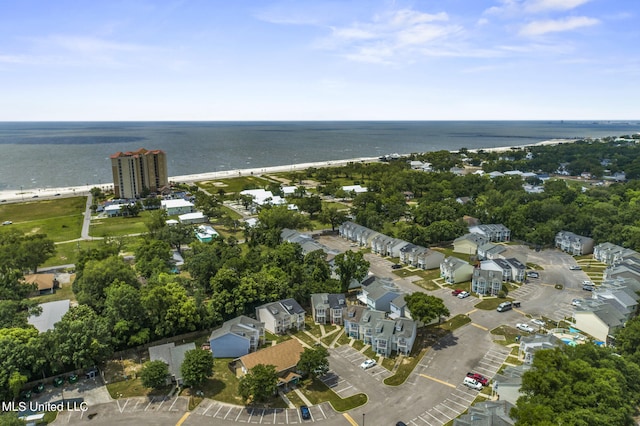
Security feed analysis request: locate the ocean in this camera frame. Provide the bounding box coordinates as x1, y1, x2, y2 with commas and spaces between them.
0, 121, 638, 191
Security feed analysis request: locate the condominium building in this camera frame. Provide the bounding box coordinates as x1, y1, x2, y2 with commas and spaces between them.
110, 148, 168, 198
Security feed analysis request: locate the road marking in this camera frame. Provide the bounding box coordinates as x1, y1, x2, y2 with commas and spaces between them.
446, 398, 467, 408
470, 322, 488, 331
342, 413, 359, 425
318, 403, 326, 419
175, 412, 190, 426
224, 406, 233, 419
213, 404, 223, 417
202, 401, 213, 416
157, 397, 166, 410
168, 397, 179, 411
145, 398, 154, 411
465, 308, 477, 315
419, 374, 456, 388
417, 414, 432, 424
433, 405, 453, 419
235, 408, 242, 421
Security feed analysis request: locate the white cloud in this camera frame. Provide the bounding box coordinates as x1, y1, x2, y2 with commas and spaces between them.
520, 16, 599, 36
46, 35, 146, 54
322, 8, 463, 63
524, 0, 592, 13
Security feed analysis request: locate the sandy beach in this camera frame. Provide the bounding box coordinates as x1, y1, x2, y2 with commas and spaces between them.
0, 138, 575, 203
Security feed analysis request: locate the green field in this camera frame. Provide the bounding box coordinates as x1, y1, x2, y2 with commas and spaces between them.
196, 176, 279, 195
90, 213, 150, 237
0, 197, 86, 242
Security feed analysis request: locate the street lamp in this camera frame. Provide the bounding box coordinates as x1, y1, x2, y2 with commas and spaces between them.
362, 413, 365, 426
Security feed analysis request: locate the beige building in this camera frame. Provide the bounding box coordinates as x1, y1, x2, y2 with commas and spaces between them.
110, 148, 168, 198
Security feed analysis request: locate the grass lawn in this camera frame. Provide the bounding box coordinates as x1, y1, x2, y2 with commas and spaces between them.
299, 378, 367, 412
181, 358, 245, 405
336, 332, 351, 346
439, 314, 472, 331
264, 331, 291, 345
490, 325, 521, 346
293, 331, 318, 348
45, 239, 105, 267
1, 197, 87, 242
352, 340, 364, 351
32, 282, 76, 304
304, 320, 322, 338
384, 348, 427, 386
474, 298, 514, 310
90, 213, 150, 237
106, 378, 172, 398
197, 176, 278, 195
381, 357, 395, 371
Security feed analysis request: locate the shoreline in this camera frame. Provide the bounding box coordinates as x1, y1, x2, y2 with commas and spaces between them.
0, 138, 574, 202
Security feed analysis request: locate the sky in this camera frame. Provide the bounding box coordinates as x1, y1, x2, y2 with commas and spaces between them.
0, 0, 638, 121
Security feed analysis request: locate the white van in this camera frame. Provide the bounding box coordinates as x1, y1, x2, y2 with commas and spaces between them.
496, 301, 512, 312
463, 376, 482, 390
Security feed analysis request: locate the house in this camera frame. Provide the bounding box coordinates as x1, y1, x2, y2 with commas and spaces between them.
358, 277, 401, 312
478, 258, 526, 283
593, 242, 638, 266
341, 185, 367, 194
281, 229, 339, 257
493, 364, 531, 405
555, 231, 594, 256
256, 298, 305, 335
148, 342, 197, 385
338, 221, 382, 248
281, 186, 297, 196
23, 273, 59, 295
389, 294, 411, 320
592, 283, 639, 319
453, 233, 489, 256
477, 242, 506, 260
209, 316, 264, 358
311, 293, 347, 325
233, 339, 304, 387
161, 199, 194, 216
344, 305, 367, 339
179, 211, 207, 224
240, 189, 286, 208
456, 196, 472, 205
440, 257, 474, 284
105, 203, 125, 217
399, 244, 444, 269
371, 235, 408, 257
27, 299, 70, 333
518, 334, 563, 365
468, 224, 511, 242
453, 401, 515, 426
574, 302, 627, 345
472, 268, 503, 296
348, 309, 418, 356
195, 225, 219, 243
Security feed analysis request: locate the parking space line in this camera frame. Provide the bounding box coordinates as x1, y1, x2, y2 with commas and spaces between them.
144, 398, 154, 411
424, 410, 441, 422
446, 398, 468, 409
224, 406, 233, 419
317, 404, 326, 419
342, 413, 358, 426
419, 374, 456, 388
335, 385, 352, 393
157, 397, 166, 410
213, 404, 223, 417
433, 405, 453, 419
202, 402, 213, 416
168, 397, 179, 411
273, 409, 277, 423
234, 408, 242, 421
117, 398, 129, 413
247, 408, 254, 423
417, 415, 432, 425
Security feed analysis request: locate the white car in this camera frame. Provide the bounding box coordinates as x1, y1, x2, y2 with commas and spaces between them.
516, 323, 535, 333
360, 359, 376, 369
531, 319, 545, 327
463, 376, 483, 390
572, 298, 582, 307
1, 221, 12, 225
457, 291, 470, 299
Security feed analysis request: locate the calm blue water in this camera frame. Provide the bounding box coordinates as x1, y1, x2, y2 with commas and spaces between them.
0, 121, 638, 191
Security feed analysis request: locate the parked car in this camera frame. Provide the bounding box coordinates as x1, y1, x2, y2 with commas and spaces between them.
497, 301, 513, 312
457, 291, 470, 299
516, 323, 535, 333
391, 264, 402, 270
569, 265, 582, 270
451, 289, 463, 296
32, 383, 45, 393
531, 319, 545, 327
463, 376, 483, 390
572, 298, 582, 307
360, 359, 376, 369
527, 271, 539, 278
19, 390, 31, 401
466, 372, 489, 386
583, 284, 594, 291
1, 221, 12, 225
300, 405, 311, 420
582, 280, 593, 285
396, 422, 408, 426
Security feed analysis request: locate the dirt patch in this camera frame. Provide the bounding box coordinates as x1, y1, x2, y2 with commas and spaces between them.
104, 359, 143, 383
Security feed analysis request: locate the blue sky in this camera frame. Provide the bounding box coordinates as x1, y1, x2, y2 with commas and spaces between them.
0, 0, 638, 120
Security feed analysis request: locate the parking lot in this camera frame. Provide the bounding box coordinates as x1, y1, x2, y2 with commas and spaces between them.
191, 399, 336, 424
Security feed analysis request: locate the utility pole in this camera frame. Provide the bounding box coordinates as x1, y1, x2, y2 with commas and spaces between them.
362, 413, 365, 426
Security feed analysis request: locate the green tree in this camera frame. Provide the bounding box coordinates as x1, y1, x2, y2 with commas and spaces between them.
145, 209, 168, 237
297, 346, 329, 379
140, 360, 169, 389
0, 412, 26, 426
238, 364, 279, 403
141, 278, 200, 338
19, 234, 55, 273
135, 239, 172, 278
334, 250, 370, 292
404, 293, 450, 324
73, 255, 139, 312
319, 206, 348, 231
297, 195, 322, 218
180, 349, 214, 388
104, 281, 150, 347
159, 222, 194, 254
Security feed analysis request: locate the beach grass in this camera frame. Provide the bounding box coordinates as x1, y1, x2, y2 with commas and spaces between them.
0, 197, 86, 242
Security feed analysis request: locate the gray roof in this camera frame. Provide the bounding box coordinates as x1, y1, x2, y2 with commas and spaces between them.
209, 315, 263, 341
148, 342, 196, 382
258, 298, 305, 321
311, 293, 346, 310
27, 299, 70, 333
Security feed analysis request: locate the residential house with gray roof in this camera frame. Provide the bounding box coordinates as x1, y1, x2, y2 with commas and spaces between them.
593, 242, 638, 266
477, 242, 506, 260
148, 342, 197, 385
209, 315, 264, 358
574, 300, 627, 345
555, 230, 594, 255
389, 294, 410, 320
256, 298, 305, 335
359, 277, 401, 312
453, 401, 515, 426
472, 268, 503, 296
453, 233, 489, 256
440, 257, 474, 284
518, 334, 563, 365
310, 293, 347, 325
348, 309, 418, 356
469, 224, 511, 242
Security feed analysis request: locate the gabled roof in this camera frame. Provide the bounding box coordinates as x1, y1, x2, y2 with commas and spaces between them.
238, 339, 304, 373
23, 273, 56, 291
209, 315, 263, 341
311, 293, 346, 310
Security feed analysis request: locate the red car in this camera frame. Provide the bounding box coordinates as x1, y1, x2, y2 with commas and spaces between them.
466, 372, 489, 386
451, 289, 463, 296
